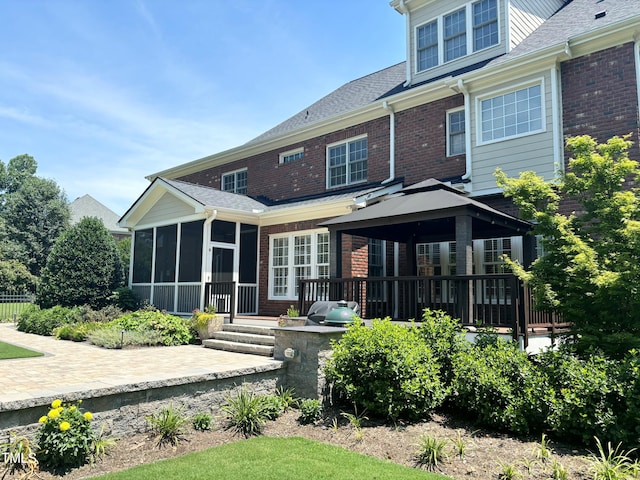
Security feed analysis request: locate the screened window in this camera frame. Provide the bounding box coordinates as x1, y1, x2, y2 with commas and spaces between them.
417, 21, 438, 71
132, 229, 154, 283
327, 137, 368, 188
222, 169, 247, 194
239, 224, 258, 284
269, 231, 329, 300
481, 84, 543, 142
447, 109, 466, 156
178, 220, 204, 282
154, 225, 177, 283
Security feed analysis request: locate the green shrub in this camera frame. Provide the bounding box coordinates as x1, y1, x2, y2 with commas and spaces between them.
326, 318, 445, 420
87, 325, 164, 348
110, 287, 139, 311
452, 338, 550, 434
53, 322, 103, 341
221, 387, 268, 437
615, 350, 640, 449
38, 217, 123, 309
298, 399, 323, 425
107, 309, 193, 346
145, 404, 187, 447
192, 412, 213, 432
417, 309, 467, 386
36, 399, 96, 472
415, 434, 448, 471
17, 305, 76, 336
261, 395, 285, 421
537, 349, 622, 445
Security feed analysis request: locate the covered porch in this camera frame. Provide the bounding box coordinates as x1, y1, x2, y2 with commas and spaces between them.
303, 180, 567, 345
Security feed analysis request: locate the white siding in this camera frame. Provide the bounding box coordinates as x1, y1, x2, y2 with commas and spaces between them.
138, 192, 195, 225
509, 0, 567, 49
409, 0, 508, 85
470, 71, 556, 191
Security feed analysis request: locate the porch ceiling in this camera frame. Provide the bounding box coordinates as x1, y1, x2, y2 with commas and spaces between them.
319, 179, 532, 243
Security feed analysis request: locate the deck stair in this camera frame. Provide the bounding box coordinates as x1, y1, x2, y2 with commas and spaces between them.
202, 324, 275, 357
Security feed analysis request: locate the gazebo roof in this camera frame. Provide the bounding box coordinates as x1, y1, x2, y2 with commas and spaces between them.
319, 179, 531, 243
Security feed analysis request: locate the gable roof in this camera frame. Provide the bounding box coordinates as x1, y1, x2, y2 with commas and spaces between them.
69, 194, 129, 235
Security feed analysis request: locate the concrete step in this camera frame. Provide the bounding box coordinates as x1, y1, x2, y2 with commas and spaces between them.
222, 324, 275, 336
213, 330, 275, 346
202, 339, 274, 357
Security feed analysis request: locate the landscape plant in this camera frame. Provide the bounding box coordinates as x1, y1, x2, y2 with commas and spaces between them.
145, 404, 187, 447
17, 304, 76, 335
326, 318, 445, 420
298, 399, 323, 425
0, 431, 38, 478
191, 412, 213, 432
87, 325, 165, 348
415, 434, 448, 471
38, 217, 123, 309
496, 134, 640, 357
36, 399, 96, 471
221, 387, 269, 437
107, 308, 192, 346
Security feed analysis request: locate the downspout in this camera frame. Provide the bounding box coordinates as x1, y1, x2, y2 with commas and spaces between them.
199, 208, 217, 310
635, 38, 640, 137
382, 100, 396, 184
401, 0, 412, 87
456, 79, 473, 181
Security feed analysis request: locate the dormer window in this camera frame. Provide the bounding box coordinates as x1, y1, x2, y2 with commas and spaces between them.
415, 0, 498, 73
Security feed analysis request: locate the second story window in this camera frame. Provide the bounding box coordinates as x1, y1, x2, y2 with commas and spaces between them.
222, 169, 247, 195
415, 0, 499, 73
327, 136, 368, 188
447, 108, 466, 156
279, 147, 304, 164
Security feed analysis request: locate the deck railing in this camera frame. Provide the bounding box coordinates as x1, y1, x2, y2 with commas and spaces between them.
298, 275, 569, 346
204, 281, 236, 323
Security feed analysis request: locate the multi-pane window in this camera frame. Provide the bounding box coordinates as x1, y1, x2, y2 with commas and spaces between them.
270, 231, 330, 299
480, 84, 543, 142
473, 0, 498, 50
327, 136, 368, 188
279, 148, 304, 164
415, 0, 499, 73
447, 109, 466, 156
222, 169, 247, 195
417, 243, 442, 276
417, 21, 438, 71
444, 8, 467, 62
271, 237, 289, 297
483, 238, 511, 274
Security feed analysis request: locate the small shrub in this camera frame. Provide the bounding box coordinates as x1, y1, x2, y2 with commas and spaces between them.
108, 310, 192, 346
415, 434, 448, 471
36, 399, 96, 471
275, 386, 298, 409
298, 399, 323, 425
550, 459, 569, 480
261, 395, 285, 421
192, 412, 213, 432
286, 305, 299, 317
145, 404, 187, 447
87, 325, 164, 348
326, 318, 445, 420
17, 305, 75, 336
497, 462, 523, 480
222, 387, 268, 437
54, 321, 103, 341
533, 433, 554, 463
110, 287, 139, 311
451, 431, 467, 459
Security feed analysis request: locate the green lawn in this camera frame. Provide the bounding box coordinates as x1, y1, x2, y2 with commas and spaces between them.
94, 436, 451, 480
0, 340, 43, 360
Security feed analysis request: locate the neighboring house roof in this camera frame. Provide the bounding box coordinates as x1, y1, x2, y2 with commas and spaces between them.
69, 194, 129, 235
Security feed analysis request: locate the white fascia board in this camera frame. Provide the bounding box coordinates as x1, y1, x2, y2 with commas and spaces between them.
259, 200, 356, 227
129, 212, 209, 231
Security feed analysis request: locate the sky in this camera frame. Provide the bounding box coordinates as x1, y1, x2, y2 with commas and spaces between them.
0, 1, 405, 215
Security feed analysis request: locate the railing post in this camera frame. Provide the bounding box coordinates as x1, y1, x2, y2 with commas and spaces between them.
230, 281, 236, 324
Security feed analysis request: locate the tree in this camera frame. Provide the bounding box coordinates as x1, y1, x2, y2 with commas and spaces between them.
116, 236, 131, 283
0, 259, 37, 292
1, 176, 70, 276
38, 217, 124, 308
495, 134, 640, 357
0, 154, 37, 197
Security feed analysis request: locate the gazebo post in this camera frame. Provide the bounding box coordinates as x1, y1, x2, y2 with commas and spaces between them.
455, 215, 473, 324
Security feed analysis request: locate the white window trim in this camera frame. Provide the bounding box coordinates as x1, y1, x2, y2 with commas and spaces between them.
268, 229, 329, 301
325, 134, 368, 189
279, 147, 304, 164
475, 78, 546, 147
221, 168, 247, 194
446, 106, 466, 157
414, 0, 500, 74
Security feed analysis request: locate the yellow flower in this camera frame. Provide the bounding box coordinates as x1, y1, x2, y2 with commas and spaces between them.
38, 416, 48, 423
83, 412, 93, 421
59, 421, 71, 431
47, 409, 60, 419
69, 405, 76, 412
51, 399, 62, 409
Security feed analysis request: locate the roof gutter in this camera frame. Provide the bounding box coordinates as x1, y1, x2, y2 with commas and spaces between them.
382, 100, 396, 184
